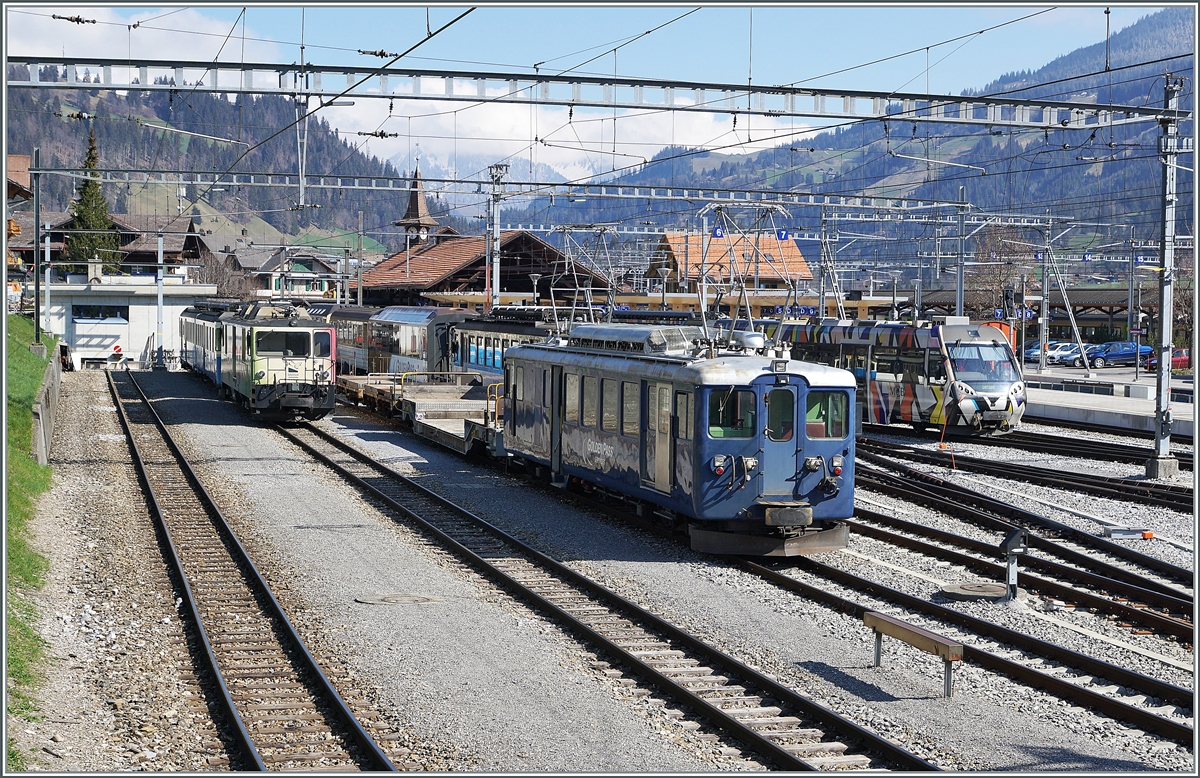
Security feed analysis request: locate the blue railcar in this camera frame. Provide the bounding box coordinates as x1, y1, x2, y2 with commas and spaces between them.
502, 323, 856, 556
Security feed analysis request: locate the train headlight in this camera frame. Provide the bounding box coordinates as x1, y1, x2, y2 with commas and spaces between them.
254, 370, 265, 380
1010, 382, 1024, 395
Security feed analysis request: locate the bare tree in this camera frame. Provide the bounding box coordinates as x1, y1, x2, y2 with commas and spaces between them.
193, 250, 258, 300
963, 225, 1026, 320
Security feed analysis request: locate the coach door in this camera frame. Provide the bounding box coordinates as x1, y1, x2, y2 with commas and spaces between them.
761, 383, 798, 498
643, 382, 673, 492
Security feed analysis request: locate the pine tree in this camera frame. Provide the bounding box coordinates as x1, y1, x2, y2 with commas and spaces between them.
67, 127, 120, 273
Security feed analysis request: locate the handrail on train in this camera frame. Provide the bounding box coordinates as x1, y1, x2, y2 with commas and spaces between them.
486, 382, 504, 426
360, 371, 484, 395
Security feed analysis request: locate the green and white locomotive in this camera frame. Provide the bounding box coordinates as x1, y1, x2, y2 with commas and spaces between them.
179, 301, 337, 420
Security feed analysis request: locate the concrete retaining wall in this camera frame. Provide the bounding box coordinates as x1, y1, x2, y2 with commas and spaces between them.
30, 346, 62, 466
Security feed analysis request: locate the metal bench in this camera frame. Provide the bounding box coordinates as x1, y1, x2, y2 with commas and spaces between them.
864, 611, 963, 698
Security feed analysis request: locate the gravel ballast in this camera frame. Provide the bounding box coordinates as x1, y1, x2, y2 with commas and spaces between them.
13, 369, 1195, 772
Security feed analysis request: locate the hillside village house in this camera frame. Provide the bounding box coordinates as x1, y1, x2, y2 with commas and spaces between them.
6, 207, 216, 369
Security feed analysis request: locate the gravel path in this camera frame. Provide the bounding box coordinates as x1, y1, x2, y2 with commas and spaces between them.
10, 370, 226, 771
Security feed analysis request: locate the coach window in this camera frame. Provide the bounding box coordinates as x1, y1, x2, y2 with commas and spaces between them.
806, 391, 849, 439
582, 376, 598, 428
621, 381, 639, 436
543, 369, 551, 407
766, 388, 794, 442
565, 373, 580, 424
708, 388, 755, 438
674, 391, 694, 441
601, 379, 619, 433
514, 366, 525, 402
927, 350, 947, 385
314, 331, 331, 358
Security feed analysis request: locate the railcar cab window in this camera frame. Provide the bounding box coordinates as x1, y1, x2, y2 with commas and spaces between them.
314, 331, 331, 358
806, 392, 848, 439
766, 389, 794, 442
708, 388, 755, 438
256, 331, 312, 357
948, 343, 1020, 392
565, 373, 580, 424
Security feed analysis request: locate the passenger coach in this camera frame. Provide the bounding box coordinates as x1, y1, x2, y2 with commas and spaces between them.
502, 323, 856, 556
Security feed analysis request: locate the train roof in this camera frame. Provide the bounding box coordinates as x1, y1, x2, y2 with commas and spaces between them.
509, 343, 855, 388
567, 323, 706, 357
370, 305, 473, 325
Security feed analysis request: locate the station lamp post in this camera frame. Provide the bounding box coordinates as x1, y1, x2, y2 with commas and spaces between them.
656, 266, 671, 311
529, 273, 542, 306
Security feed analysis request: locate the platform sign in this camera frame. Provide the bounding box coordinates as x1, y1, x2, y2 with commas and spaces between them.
1082, 253, 1093, 262
776, 228, 789, 241
1136, 254, 1149, 264
1024, 308, 1036, 319
1034, 251, 1043, 261
993, 308, 1005, 320
712, 225, 725, 239
1130, 328, 1145, 335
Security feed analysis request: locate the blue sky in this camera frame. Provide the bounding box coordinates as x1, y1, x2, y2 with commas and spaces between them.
5, 4, 1185, 178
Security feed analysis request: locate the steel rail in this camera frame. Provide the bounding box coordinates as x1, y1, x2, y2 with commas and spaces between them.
739, 559, 1194, 744
281, 423, 939, 772
851, 509, 1193, 612
112, 370, 396, 772
859, 438, 1193, 512
856, 456, 1193, 588
845, 515, 1193, 639
861, 423, 1194, 470
106, 370, 263, 770
1017, 417, 1195, 448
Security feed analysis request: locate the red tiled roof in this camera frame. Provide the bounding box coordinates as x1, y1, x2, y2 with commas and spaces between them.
658, 231, 812, 284
364, 233, 491, 288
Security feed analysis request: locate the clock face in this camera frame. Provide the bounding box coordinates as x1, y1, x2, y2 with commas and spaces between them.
406, 227, 417, 235
418, 227, 429, 239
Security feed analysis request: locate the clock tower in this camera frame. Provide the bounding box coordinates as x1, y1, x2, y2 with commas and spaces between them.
393, 161, 439, 243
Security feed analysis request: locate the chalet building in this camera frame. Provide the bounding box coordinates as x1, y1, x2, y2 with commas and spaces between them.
7, 211, 206, 277
363, 165, 600, 307
255, 248, 343, 300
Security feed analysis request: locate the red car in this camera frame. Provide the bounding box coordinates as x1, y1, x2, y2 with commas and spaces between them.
1144, 348, 1191, 370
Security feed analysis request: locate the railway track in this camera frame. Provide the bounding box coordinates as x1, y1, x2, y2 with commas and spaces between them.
278, 422, 941, 772
544, 468, 1195, 746
107, 370, 400, 771
862, 423, 1194, 471
1018, 416, 1194, 449
855, 456, 1194, 598
859, 438, 1194, 513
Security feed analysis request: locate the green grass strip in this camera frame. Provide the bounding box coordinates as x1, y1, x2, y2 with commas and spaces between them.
5, 314, 55, 771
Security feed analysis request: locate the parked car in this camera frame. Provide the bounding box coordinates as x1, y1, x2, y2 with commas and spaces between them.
1075, 341, 1153, 368
1145, 348, 1192, 371
1045, 343, 1092, 365
1023, 341, 1066, 362
1047, 343, 1095, 366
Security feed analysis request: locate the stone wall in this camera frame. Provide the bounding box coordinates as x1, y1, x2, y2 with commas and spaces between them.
30, 344, 62, 465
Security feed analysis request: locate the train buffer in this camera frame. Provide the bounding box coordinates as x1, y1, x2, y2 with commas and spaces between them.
864, 611, 963, 698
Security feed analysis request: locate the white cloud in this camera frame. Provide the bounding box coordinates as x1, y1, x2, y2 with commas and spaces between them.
5, 6, 280, 63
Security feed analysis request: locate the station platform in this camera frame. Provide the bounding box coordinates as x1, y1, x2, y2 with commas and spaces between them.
1023, 378, 1194, 437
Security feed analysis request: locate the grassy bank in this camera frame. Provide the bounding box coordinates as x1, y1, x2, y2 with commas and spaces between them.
5, 314, 54, 770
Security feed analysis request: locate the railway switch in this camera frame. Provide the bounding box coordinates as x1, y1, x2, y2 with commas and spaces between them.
998, 529, 1029, 602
